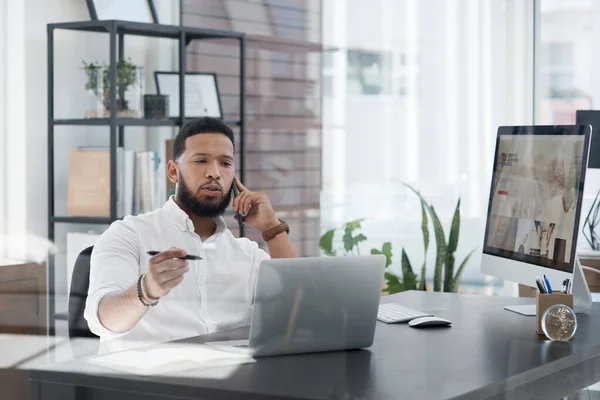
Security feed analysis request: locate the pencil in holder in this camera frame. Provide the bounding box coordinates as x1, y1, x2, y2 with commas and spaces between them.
536, 293, 574, 336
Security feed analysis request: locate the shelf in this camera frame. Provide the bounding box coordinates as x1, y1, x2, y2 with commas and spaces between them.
48, 19, 244, 41
47, 17, 249, 336
53, 216, 114, 224
53, 118, 241, 127
54, 118, 176, 126
55, 313, 68, 321
247, 34, 332, 54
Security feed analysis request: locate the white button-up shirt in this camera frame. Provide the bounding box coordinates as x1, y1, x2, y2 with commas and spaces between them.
84, 197, 270, 354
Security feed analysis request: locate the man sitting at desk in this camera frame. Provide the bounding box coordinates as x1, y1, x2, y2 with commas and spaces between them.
84, 117, 296, 354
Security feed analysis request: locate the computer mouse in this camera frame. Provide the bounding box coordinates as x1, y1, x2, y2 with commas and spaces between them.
408, 316, 451, 327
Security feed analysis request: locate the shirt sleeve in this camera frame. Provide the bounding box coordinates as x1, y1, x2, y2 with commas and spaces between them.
243, 239, 270, 290
238, 239, 271, 326
84, 218, 140, 340
252, 243, 271, 268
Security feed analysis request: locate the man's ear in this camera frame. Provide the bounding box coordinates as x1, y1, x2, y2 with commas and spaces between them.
166, 160, 179, 184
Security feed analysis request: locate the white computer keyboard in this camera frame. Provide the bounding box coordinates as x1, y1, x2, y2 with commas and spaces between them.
377, 303, 432, 323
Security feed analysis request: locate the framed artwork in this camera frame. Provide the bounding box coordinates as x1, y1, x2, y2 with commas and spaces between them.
154, 72, 224, 119
86, 0, 159, 24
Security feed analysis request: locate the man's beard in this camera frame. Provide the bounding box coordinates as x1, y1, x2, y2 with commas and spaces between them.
176, 173, 233, 218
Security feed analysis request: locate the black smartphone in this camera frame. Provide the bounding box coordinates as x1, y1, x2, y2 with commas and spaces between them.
232, 182, 243, 228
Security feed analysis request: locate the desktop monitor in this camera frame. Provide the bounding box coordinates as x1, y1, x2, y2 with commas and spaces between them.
575, 110, 600, 248
480, 125, 592, 313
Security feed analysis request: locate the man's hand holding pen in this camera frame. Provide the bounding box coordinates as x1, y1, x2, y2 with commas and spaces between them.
143, 249, 191, 300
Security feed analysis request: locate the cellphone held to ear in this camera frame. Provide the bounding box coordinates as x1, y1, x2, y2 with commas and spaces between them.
232, 182, 244, 228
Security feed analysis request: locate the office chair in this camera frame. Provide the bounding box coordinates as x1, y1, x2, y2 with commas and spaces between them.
68, 245, 99, 357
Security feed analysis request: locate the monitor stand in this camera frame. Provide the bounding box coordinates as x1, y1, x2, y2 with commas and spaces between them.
503, 257, 593, 316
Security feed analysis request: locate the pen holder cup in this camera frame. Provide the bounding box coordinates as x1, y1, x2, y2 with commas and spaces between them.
536, 293, 575, 338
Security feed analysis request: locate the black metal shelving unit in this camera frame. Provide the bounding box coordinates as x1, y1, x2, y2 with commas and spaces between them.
47, 19, 246, 335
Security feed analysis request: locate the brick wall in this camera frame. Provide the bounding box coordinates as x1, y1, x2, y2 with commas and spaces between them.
181, 0, 322, 256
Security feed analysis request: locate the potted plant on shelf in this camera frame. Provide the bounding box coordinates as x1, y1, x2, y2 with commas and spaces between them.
82, 58, 143, 119
82, 61, 103, 119
319, 183, 477, 294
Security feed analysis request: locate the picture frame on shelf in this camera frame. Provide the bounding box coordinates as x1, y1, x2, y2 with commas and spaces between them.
85, 0, 158, 24
154, 71, 224, 119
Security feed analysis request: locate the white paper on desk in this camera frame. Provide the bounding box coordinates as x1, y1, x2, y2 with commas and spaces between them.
87, 345, 255, 376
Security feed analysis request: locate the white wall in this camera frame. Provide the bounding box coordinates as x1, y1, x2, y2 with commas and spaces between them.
0, 0, 179, 322
0, 0, 27, 261
0, 1, 4, 259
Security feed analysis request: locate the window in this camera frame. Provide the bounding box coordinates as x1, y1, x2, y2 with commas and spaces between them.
536, 0, 597, 125
322, 0, 531, 293
540, 43, 574, 98
346, 49, 391, 95
397, 76, 407, 96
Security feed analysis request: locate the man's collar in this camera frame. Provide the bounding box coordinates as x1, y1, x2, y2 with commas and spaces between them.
163, 196, 227, 235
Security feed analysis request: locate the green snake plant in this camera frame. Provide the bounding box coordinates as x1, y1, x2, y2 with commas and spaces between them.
319, 184, 477, 294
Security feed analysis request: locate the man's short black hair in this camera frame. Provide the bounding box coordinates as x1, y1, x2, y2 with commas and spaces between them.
172, 117, 235, 161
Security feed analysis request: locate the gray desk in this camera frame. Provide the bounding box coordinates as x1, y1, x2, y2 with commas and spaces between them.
29, 291, 600, 400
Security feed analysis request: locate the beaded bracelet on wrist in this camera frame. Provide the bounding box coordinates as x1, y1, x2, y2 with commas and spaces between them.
137, 273, 159, 307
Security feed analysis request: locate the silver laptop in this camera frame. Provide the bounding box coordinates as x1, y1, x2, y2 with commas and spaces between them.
207, 255, 386, 357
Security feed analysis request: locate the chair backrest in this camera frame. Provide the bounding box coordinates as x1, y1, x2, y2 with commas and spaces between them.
68, 245, 98, 342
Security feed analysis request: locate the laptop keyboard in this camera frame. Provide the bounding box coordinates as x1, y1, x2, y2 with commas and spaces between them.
377, 303, 432, 323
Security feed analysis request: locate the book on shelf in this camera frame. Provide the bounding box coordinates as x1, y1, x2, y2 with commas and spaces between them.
66, 149, 111, 217
67, 145, 169, 218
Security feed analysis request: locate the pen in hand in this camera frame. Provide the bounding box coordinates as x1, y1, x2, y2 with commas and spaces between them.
146, 251, 202, 260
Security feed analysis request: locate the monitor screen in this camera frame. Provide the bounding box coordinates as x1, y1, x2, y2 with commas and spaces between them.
483, 126, 590, 274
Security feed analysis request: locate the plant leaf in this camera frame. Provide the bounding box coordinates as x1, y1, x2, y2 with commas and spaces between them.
384, 271, 401, 285
451, 247, 478, 292
344, 233, 367, 253
403, 271, 418, 291
447, 198, 461, 254
420, 198, 429, 291
444, 254, 455, 292
421, 199, 429, 252
371, 242, 393, 268
343, 219, 366, 253
344, 218, 364, 232
401, 248, 414, 275
384, 271, 404, 294
444, 198, 461, 291
401, 249, 418, 290
319, 229, 337, 256
429, 206, 448, 292
404, 183, 447, 292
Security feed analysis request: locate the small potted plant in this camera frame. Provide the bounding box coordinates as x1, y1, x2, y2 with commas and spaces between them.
82, 61, 104, 118
82, 58, 144, 118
